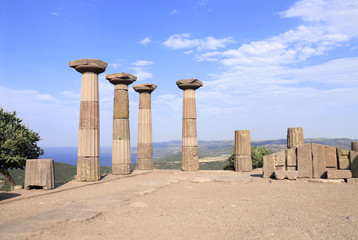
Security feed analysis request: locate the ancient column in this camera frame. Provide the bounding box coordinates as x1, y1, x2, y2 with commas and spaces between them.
133, 83, 157, 170
176, 79, 203, 171
106, 73, 137, 175
352, 142, 358, 151
69, 59, 107, 181
287, 127, 304, 149
234, 130, 252, 172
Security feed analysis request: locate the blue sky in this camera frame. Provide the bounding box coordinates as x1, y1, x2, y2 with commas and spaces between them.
1, 0, 358, 147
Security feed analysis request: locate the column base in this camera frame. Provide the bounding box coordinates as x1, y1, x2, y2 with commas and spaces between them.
76, 156, 100, 181
112, 163, 131, 175
182, 146, 199, 171
136, 158, 154, 170
234, 155, 252, 172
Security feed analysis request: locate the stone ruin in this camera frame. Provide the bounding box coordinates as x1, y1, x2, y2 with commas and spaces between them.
24, 159, 54, 190
234, 130, 252, 172
263, 127, 358, 181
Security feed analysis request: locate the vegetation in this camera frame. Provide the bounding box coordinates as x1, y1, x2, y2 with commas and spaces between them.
223, 145, 273, 170
0, 109, 43, 189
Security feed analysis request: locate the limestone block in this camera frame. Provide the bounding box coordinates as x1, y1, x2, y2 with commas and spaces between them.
182, 137, 198, 147
69, 59, 108, 74
326, 170, 352, 179
113, 119, 130, 140
79, 101, 99, 129
24, 159, 55, 190
263, 153, 275, 178
274, 170, 298, 180
287, 128, 304, 149
183, 97, 197, 119
275, 151, 286, 171
182, 146, 199, 171
76, 156, 100, 181
183, 119, 197, 138
325, 145, 338, 169
77, 129, 100, 157
286, 148, 296, 169
297, 144, 313, 178
112, 163, 131, 175
347, 178, 358, 184
337, 148, 350, 169
138, 92, 151, 109
80, 72, 99, 101
137, 143, 153, 160
234, 155, 252, 172
113, 89, 129, 119
312, 144, 327, 179
106, 72, 137, 86
136, 158, 154, 170
133, 83, 157, 94
234, 130, 251, 156
349, 151, 358, 178
352, 142, 358, 151
112, 139, 131, 175
176, 79, 203, 90
138, 109, 152, 125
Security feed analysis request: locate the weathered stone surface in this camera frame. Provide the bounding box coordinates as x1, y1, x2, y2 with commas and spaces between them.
297, 144, 313, 178
347, 178, 358, 184
234, 155, 252, 172
69, 59, 108, 74
113, 89, 129, 119
183, 95, 197, 119
337, 148, 350, 169
14, 185, 23, 190
79, 101, 99, 129
176, 79, 203, 90
274, 170, 298, 180
325, 145, 338, 169
80, 72, 99, 101
349, 151, 358, 178
182, 146, 199, 171
312, 144, 327, 179
76, 156, 100, 181
106, 72, 137, 85
287, 127, 304, 149
234, 130, 251, 156
351, 142, 358, 151
77, 129, 100, 157
133, 83, 157, 93
183, 119, 197, 138
263, 153, 275, 178
308, 179, 345, 184
138, 92, 151, 109
113, 119, 130, 140
326, 170, 352, 179
25, 159, 55, 190
136, 158, 154, 170
112, 139, 131, 175
275, 151, 286, 170
286, 148, 296, 169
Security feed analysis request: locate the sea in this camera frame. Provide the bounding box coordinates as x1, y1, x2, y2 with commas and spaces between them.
40, 147, 137, 167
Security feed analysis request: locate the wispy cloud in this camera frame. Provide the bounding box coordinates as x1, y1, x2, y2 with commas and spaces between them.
109, 63, 121, 69
170, 9, 178, 14
163, 33, 235, 50
132, 60, 153, 66
131, 60, 154, 81
51, 12, 59, 16
195, 0, 208, 8
139, 37, 151, 45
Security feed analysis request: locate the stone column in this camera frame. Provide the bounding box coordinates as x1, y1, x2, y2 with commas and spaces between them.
106, 73, 137, 175
352, 142, 358, 151
287, 127, 304, 149
176, 79, 203, 171
69, 59, 107, 181
133, 84, 157, 170
234, 130, 252, 172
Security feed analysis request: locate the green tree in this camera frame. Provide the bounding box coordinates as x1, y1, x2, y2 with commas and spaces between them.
223, 145, 273, 170
0, 108, 43, 189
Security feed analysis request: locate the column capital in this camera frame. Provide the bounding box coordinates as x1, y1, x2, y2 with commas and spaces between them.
133, 83, 157, 93
69, 59, 107, 74
106, 73, 137, 85
176, 79, 203, 90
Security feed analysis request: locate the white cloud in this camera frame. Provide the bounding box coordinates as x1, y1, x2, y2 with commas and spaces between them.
60, 91, 80, 99
196, 0, 208, 8
109, 63, 121, 69
163, 33, 235, 51
170, 9, 178, 14
51, 12, 59, 16
132, 60, 153, 66
139, 37, 151, 45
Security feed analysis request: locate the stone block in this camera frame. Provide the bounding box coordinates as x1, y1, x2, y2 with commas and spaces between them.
79, 101, 99, 129
138, 92, 151, 109
287, 127, 304, 149
326, 170, 352, 179
136, 158, 154, 171
274, 170, 298, 180
325, 146, 337, 169
182, 146, 199, 171
69, 58, 108, 74
113, 119, 130, 140
234, 130, 251, 155
113, 89, 129, 119
76, 156, 100, 181
77, 129, 100, 157
312, 144, 327, 179
137, 143, 153, 159
297, 144, 312, 178
263, 153, 275, 178
349, 151, 358, 178
347, 178, 358, 184
352, 142, 358, 151
275, 151, 286, 170
234, 155, 252, 172
183, 98, 197, 119
183, 119, 197, 138
24, 159, 55, 190
286, 148, 296, 169
337, 148, 350, 169
112, 139, 131, 175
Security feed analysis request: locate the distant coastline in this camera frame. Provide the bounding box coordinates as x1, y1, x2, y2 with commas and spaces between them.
41, 147, 137, 166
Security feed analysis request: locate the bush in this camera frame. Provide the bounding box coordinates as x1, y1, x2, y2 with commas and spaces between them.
223, 145, 273, 170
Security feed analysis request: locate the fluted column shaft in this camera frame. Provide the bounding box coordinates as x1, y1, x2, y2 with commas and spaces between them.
176, 79, 203, 171
69, 59, 107, 182
134, 84, 156, 170
106, 73, 137, 175
234, 130, 252, 172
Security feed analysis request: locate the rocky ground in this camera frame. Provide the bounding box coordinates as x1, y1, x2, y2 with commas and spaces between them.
0, 169, 357, 240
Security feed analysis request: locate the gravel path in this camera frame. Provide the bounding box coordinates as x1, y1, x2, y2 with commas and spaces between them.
0, 170, 357, 240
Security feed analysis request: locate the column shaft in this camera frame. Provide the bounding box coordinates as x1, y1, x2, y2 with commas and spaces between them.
234, 130, 252, 172
287, 127, 304, 149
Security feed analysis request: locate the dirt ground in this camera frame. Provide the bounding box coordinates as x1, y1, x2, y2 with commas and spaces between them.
0, 170, 357, 240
